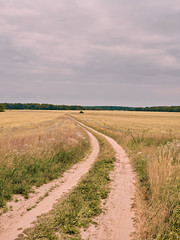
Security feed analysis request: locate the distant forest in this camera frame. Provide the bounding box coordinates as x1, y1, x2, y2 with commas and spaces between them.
1, 103, 180, 112
133, 106, 180, 112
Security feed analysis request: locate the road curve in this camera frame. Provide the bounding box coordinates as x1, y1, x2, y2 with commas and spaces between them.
73, 118, 136, 240
0, 127, 99, 240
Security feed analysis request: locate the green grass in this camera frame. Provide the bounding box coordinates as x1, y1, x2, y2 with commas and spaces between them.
17, 133, 115, 240
0, 140, 89, 209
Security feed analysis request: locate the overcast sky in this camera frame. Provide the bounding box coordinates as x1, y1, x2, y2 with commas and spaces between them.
0, 0, 180, 106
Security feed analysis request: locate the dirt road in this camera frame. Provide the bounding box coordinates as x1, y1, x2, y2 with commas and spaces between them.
0, 128, 99, 240
0, 119, 136, 240
73, 118, 136, 240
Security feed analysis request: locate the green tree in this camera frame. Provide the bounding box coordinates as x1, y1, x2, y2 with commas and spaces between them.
0, 104, 5, 112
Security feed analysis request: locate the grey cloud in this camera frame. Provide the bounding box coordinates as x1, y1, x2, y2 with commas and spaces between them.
0, 0, 180, 106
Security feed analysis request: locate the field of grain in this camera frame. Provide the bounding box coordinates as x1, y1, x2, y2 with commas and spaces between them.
0, 110, 89, 209
0, 110, 179, 239
73, 111, 180, 240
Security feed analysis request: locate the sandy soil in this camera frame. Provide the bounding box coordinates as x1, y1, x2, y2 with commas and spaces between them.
0, 128, 99, 240
73, 119, 136, 240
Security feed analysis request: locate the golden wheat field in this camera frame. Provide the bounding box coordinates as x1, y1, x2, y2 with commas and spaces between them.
0, 110, 179, 239
0, 110, 88, 164
72, 110, 180, 133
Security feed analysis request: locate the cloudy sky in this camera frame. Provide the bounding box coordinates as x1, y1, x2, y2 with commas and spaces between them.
0, 0, 180, 106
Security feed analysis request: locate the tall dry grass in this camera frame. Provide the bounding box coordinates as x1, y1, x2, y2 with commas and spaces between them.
146, 140, 180, 239
73, 110, 180, 239
0, 111, 87, 165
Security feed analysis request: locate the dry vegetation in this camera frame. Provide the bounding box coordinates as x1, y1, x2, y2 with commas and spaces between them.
0, 110, 89, 208
0, 111, 87, 164
73, 111, 180, 240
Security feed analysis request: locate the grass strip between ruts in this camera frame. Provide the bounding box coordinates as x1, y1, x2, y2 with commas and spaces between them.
17, 131, 115, 240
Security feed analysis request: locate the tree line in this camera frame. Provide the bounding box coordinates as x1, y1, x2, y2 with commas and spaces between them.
2, 103, 84, 110
134, 106, 180, 112
0, 103, 180, 112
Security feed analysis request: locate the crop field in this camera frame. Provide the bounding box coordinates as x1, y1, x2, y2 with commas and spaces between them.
0, 110, 179, 240
73, 111, 180, 240
0, 110, 89, 209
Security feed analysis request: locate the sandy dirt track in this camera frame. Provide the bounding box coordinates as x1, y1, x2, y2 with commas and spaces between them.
73, 118, 136, 240
0, 127, 99, 240
0, 118, 136, 240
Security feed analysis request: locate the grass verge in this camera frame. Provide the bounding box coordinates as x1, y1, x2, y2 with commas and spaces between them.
0, 140, 89, 209
17, 132, 115, 240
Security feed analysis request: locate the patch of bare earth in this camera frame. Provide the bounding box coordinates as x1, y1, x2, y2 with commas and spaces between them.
0, 128, 99, 240
74, 119, 136, 240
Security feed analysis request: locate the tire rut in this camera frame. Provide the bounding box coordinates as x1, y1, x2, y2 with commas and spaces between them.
73, 118, 136, 240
